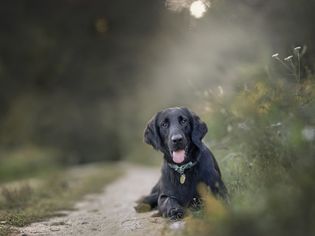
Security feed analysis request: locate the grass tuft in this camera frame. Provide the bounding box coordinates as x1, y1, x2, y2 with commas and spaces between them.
0, 163, 122, 236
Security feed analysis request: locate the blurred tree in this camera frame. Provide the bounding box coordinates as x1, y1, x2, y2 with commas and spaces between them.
0, 0, 314, 164
0, 0, 162, 163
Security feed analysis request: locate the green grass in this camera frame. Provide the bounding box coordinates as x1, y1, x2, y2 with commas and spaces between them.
0, 147, 61, 183
181, 54, 315, 236
0, 163, 123, 236
181, 145, 314, 236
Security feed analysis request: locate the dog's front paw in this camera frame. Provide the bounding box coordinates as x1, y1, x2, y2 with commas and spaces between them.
168, 207, 184, 220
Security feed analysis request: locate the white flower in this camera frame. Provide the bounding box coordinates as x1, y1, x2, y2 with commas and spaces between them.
302, 126, 315, 141
272, 53, 279, 58
227, 125, 233, 132
271, 122, 282, 127
284, 55, 293, 61
218, 86, 224, 95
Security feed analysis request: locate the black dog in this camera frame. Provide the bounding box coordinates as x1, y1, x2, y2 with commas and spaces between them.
140, 107, 228, 219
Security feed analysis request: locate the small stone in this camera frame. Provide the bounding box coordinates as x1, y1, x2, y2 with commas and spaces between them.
50, 227, 60, 232
134, 203, 151, 213
50, 221, 66, 226
170, 221, 185, 231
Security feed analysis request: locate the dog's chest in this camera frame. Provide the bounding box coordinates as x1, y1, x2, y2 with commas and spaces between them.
163, 170, 199, 205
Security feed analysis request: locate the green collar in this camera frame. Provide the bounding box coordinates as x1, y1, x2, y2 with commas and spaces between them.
167, 160, 198, 175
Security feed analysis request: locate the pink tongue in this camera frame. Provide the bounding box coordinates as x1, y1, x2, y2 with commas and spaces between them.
172, 150, 185, 164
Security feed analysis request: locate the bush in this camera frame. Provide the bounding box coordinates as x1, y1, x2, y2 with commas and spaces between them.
187, 47, 315, 236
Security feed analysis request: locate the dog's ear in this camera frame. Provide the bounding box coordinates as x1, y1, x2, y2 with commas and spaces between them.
144, 112, 162, 150
184, 108, 208, 149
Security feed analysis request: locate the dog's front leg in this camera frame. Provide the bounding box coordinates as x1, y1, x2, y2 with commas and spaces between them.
158, 194, 184, 220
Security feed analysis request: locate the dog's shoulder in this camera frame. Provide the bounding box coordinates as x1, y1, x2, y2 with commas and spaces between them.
198, 143, 222, 178
198, 143, 214, 163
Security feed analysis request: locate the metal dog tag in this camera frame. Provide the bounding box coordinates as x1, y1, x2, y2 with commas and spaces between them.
180, 174, 186, 184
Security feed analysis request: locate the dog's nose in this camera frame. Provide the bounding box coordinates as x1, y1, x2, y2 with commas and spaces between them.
171, 134, 183, 144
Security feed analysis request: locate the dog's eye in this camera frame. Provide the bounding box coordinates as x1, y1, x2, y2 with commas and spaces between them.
180, 118, 187, 125
161, 121, 169, 128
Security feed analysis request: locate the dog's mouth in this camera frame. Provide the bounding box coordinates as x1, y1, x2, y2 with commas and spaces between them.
171, 147, 187, 164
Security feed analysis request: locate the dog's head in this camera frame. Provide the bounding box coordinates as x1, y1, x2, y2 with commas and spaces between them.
144, 107, 207, 164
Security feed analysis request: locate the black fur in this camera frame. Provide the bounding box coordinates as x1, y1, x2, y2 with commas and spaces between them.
140, 107, 228, 220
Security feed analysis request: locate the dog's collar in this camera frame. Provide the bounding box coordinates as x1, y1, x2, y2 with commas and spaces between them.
167, 160, 198, 176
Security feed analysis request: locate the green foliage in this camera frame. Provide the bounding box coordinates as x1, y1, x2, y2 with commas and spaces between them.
0, 0, 161, 165
186, 51, 315, 235
0, 147, 60, 183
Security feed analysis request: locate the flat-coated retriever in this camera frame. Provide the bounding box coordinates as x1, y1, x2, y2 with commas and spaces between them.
138, 107, 228, 220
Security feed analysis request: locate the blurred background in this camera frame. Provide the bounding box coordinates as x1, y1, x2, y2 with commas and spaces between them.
0, 0, 315, 235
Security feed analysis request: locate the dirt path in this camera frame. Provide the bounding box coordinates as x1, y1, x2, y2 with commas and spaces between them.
16, 165, 182, 236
